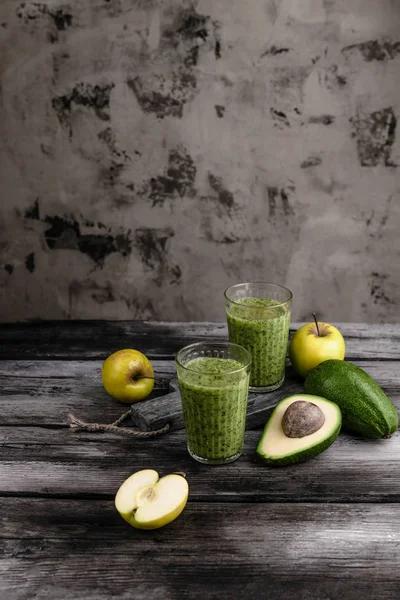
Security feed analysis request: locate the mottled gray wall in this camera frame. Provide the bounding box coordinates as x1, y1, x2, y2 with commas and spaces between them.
0, 0, 399, 323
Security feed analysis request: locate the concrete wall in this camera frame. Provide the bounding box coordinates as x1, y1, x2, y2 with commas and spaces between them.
0, 0, 399, 323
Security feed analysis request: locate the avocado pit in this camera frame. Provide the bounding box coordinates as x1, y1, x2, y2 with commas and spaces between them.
282, 400, 325, 438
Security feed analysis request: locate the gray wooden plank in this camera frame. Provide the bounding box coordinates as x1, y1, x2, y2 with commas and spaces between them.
0, 359, 173, 425
0, 428, 399, 502
1, 358, 398, 428
0, 321, 399, 359
0, 427, 135, 444
132, 359, 400, 432
0, 358, 175, 379
1, 500, 400, 599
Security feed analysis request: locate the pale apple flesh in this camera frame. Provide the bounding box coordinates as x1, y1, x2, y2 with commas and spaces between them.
102, 349, 155, 403
115, 470, 189, 530
289, 321, 345, 378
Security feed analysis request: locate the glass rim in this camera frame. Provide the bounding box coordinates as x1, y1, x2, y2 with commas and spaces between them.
175, 341, 252, 375
224, 281, 293, 309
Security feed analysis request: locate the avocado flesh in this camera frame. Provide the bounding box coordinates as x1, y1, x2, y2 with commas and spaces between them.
257, 394, 342, 466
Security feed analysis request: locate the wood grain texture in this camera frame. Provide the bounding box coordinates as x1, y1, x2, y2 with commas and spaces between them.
132, 360, 400, 431
1, 322, 400, 598
1, 321, 400, 359
0, 359, 173, 425
1, 427, 399, 502
1, 500, 400, 599
1, 358, 398, 428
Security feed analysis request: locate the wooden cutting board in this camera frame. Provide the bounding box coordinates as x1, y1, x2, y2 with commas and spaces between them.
130, 373, 304, 432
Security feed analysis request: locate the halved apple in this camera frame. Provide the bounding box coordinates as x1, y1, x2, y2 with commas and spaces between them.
115, 469, 189, 530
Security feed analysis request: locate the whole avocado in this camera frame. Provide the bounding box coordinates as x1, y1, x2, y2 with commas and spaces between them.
304, 360, 398, 439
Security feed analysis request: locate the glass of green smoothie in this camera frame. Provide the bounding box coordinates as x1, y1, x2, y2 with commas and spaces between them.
225, 282, 292, 393
176, 341, 251, 465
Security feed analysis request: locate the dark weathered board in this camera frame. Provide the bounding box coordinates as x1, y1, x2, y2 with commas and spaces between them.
1, 321, 400, 359
1, 499, 400, 599
0, 359, 172, 425
1, 427, 399, 502
1, 357, 398, 428
0, 356, 399, 430
1, 322, 400, 599
132, 360, 400, 431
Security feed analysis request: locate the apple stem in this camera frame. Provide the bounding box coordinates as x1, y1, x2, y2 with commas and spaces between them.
173, 472, 187, 478
312, 312, 320, 337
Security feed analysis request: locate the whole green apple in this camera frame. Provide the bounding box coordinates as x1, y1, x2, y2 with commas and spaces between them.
289, 318, 345, 377
102, 349, 154, 403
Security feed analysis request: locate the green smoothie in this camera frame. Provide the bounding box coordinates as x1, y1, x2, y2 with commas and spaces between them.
226, 297, 291, 389
177, 357, 250, 463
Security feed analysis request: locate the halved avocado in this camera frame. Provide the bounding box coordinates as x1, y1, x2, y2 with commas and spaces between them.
257, 394, 342, 466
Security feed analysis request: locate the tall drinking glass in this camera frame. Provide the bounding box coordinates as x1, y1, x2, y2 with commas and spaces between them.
176, 342, 251, 465
225, 282, 292, 393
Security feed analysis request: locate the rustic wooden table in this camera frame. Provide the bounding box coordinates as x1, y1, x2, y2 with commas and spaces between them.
1, 321, 400, 599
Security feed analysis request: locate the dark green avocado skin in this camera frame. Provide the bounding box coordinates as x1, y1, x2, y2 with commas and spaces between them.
256, 395, 342, 467
305, 360, 398, 439
257, 422, 341, 467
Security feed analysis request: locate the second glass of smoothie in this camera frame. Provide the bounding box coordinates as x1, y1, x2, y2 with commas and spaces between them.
225, 282, 292, 392
176, 342, 251, 465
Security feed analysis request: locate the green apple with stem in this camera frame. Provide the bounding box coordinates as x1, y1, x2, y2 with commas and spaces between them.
102, 349, 155, 403
115, 469, 189, 530
289, 313, 345, 378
